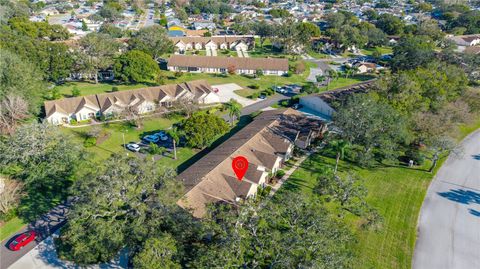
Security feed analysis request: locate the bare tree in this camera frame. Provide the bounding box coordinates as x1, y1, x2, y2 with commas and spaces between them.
0, 94, 29, 135
122, 106, 143, 128
0, 177, 24, 214
87, 125, 102, 138
173, 97, 199, 118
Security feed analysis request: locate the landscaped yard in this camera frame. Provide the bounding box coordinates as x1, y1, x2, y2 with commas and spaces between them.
62, 115, 197, 166
361, 46, 394, 56
55, 82, 150, 98
0, 217, 25, 241
53, 61, 312, 99
318, 74, 376, 92
281, 153, 442, 269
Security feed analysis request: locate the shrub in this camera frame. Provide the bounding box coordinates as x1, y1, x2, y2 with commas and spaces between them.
295, 61, 306, 74
405, 148, 425, 165
276, 169, 286, 178
249, 84, 260, 89
265, 88, 275, 95
174, 71, 183, 78
111, 86, 119, 92
250, 92, 260, 99
280, 100, 290, 107
71, 86, 81, 97
283, 71, 293, 77
70, 119, 77, 125
84, 137, 97, 147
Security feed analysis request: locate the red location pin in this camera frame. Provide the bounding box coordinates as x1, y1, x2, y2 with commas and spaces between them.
232, 156, 248, 181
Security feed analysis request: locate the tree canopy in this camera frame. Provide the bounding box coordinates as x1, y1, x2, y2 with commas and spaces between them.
178, 113, 229, 148
128, 25, 173, 60
114, 50, 160, 83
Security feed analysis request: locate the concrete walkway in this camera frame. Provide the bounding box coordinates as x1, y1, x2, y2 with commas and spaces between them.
269, 149, 315, 196
413, 130, 480, 269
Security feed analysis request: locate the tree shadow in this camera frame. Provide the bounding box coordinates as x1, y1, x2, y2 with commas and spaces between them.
472, 154, 480, 160
469, 209, 480, 217
437, 189, 480, 205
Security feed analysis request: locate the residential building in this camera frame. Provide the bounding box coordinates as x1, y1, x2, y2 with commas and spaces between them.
167, 55, 289, 76
170, 36, 255, 52
299, 80, 375, 119
177, 108, 325, 217
44, 80, 219, 125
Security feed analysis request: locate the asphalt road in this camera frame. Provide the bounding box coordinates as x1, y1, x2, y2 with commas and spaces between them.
413, 130, 480, 269
0, 202, 71, 269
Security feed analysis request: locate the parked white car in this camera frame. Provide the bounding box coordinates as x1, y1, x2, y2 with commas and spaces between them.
126, 143, 141, 152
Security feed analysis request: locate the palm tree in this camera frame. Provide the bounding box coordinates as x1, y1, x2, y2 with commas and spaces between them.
331, 140, 350, 174
167, 127, 180, 160
224, 99, 242, 126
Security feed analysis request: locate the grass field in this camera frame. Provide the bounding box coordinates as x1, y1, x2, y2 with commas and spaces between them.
0, 217, 26, 241
54, 64, 311, 99
361, 46, 394, 56
63, 115, 191, 163
318, 75, 376, 92
282, 153, 443, 269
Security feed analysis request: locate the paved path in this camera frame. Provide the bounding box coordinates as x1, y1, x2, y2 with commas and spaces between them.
1, 202, 71, 269
413, 130, 480, 269
269, 149, 314, 196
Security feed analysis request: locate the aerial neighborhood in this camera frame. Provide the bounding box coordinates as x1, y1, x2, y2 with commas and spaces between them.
0, 0, 479, 269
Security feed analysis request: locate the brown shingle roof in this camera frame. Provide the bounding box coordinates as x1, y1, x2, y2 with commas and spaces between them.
44, 80, 213, 118
44, 96, 100, 117
177, 108, 324, 217
168, 55, 289, 71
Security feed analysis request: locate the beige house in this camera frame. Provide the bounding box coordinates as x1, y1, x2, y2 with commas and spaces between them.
170, 36, 254, 52
177, 109, 324, 217
44, 80, 220, 125
168, 55, 289, 76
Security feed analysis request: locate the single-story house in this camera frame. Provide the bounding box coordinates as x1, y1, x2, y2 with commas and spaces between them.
447, 34, 480, 47
299, 80, 375, 119
167, 55, 289, 76
355, 62, 377, 73
177, 108, 325, 217
170, 36, 254, 52
44, 80, 220, 125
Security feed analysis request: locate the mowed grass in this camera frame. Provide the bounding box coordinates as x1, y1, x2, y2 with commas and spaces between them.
55, 82, 150, 97
0, 217, 26, 241
318, 75, 376, 92
281, 153, 442, 269
54, 66, 311, 99
62, 116, 197, 168
361, 46, 394, 56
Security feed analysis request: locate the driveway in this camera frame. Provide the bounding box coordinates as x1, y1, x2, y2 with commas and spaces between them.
1, 202, 71, 269
413, 130, 480, 269
8, 232, 127, 269
212, 83, 258, 106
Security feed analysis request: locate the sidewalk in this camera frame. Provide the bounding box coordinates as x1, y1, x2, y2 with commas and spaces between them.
269, 149, 315, 197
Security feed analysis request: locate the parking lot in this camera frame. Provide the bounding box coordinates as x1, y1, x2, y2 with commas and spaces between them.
211, 83, 259, 106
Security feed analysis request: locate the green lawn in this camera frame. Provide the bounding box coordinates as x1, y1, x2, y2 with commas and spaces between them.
319, 75, 376, 92
282, 153, 441, 269
0, 217, 26, 241
361, 46, 394, 56
55, 82, 150, 97
63, 116, 191, 163
53, 63, 311, 99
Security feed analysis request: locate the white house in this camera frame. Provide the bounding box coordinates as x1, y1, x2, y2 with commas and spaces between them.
45, 80, 220, 125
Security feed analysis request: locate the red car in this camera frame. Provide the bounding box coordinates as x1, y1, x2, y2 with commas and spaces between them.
9, 231, 36, 251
